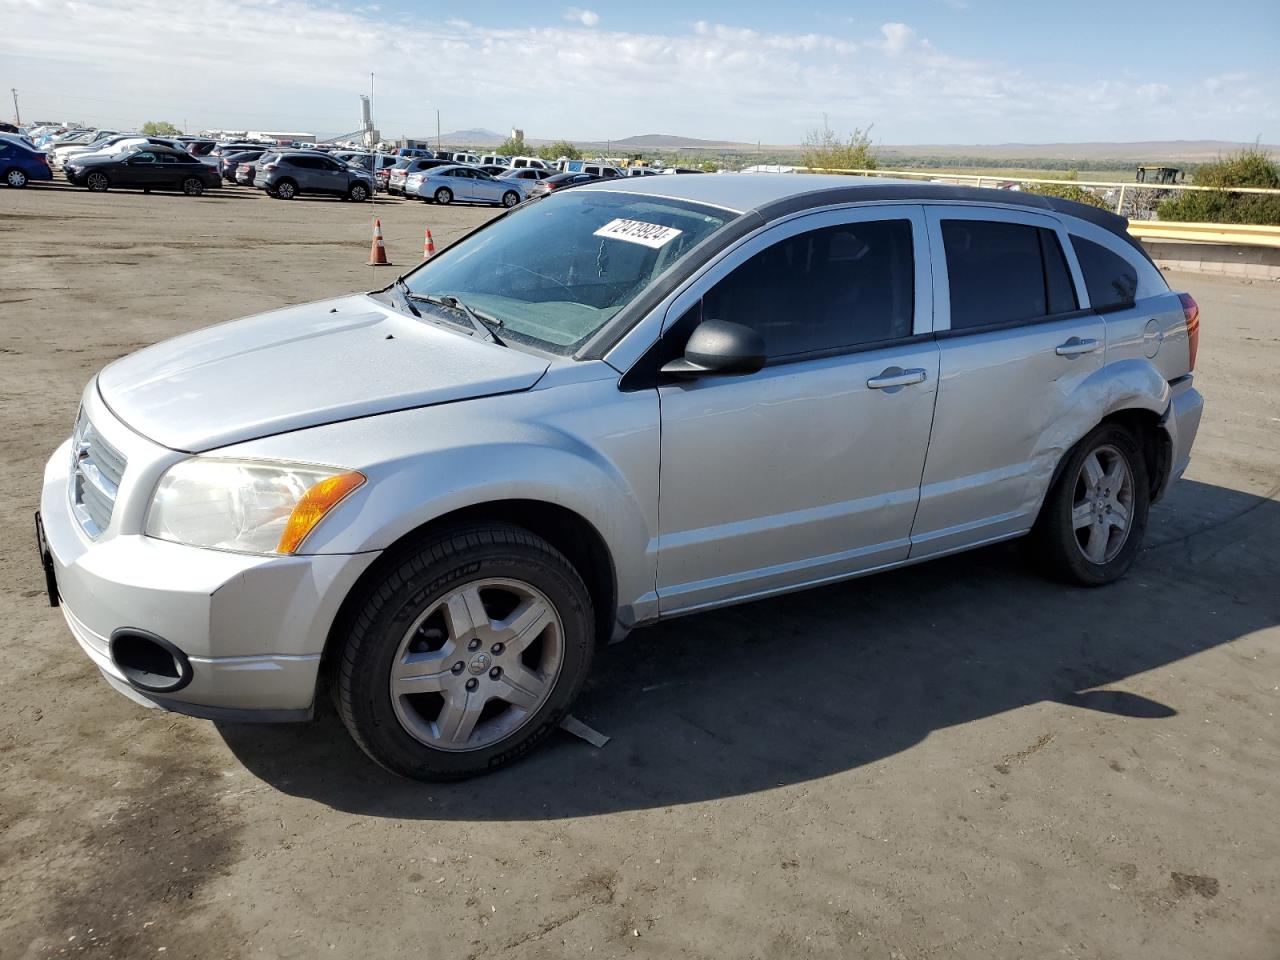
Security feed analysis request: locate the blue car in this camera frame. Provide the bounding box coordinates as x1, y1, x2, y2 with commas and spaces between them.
0, 135, 53, 187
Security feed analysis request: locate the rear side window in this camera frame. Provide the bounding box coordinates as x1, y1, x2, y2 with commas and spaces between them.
704, 220, 915, 359
1071, 236, 1138, 311
942, 220, 1078, 330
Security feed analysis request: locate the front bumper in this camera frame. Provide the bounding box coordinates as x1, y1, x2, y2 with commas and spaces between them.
40, 393, 378, 721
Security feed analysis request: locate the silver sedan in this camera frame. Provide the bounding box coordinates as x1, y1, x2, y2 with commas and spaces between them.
406, 164, 527, 208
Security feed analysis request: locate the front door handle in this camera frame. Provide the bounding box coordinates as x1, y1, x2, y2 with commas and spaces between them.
867, 367, 928, 390
1055, 336, 1100, 357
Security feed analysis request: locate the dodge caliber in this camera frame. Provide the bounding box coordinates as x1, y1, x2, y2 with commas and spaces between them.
38, 176, 1204, 780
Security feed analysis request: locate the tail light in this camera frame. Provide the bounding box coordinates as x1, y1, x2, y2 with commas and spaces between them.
1178, 292, 1200, 371
263, 163, 277, 171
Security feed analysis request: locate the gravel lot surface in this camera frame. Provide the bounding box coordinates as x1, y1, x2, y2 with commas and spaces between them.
1, 184, 1277, 959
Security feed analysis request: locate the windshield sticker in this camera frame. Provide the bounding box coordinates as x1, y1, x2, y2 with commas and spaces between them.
593, 218, 683, 249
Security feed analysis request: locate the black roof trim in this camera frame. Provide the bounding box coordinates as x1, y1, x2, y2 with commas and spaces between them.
752, 182, 1145, 256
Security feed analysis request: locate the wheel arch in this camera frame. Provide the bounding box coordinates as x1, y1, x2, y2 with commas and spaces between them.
1032, 359, 1175, 523
322, 498, 619, 674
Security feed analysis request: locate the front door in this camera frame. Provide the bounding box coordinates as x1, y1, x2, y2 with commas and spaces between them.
654, 206, 940, 614
121, 152, 160, 188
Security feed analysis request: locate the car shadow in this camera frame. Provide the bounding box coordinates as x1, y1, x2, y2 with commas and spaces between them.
217, 478, 1277, 818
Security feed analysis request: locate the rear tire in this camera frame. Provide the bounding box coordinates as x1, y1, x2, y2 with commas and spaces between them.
5, 168, 28, 188
333, 524, 595, 781
1030, 423, 1149, 586
182, 177, 204, 196
434, 187, 453, 205
275, 179, 297, 200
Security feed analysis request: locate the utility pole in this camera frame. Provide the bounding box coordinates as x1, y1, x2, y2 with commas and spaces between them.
436, 109, 441, 150
11, 89, 19, 127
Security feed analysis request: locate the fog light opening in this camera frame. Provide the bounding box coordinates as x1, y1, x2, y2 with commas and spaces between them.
109, 629, 193, 694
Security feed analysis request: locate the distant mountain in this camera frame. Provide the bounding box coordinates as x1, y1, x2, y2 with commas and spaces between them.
608, 133, 738, 149
435, 128, 506, 146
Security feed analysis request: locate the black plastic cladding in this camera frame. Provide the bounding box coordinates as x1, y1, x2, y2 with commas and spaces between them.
575, 181, 1149, 362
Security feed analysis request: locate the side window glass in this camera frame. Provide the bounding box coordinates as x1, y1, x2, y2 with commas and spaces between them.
703, 220, 915, 359
1040, 228, 1079, 315
942, 219, 1075, 329
1071, 235, 1138, 311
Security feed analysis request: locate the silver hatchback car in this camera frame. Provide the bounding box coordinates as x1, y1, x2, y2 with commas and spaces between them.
38, 176, 1203, 780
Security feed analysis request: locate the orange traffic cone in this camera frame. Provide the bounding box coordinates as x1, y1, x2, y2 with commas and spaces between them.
423, 227, 436, 260
368, 218, 392, 266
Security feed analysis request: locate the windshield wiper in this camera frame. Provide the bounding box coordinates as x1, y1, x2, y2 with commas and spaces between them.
389, 277, 421, 318
413, 293, 507, 346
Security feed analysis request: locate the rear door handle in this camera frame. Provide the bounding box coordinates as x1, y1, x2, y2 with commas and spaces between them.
867, 367, 928, 390
1055, 337, 1100, 357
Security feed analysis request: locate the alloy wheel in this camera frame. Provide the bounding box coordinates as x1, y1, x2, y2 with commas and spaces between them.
1071, 443, 1135, 564
389, 578, 564, 752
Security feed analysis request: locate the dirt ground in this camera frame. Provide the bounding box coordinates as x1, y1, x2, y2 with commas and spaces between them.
1, 183, 1277, 960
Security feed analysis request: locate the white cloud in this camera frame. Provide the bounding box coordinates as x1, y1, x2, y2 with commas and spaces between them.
564, 7, 599, 27
879, 22, 918, 56
1, 0, 1274, 144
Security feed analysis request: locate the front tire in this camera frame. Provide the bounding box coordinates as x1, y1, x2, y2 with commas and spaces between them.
434, 187, 453, 205
1031, 423, 1149, 586
334, 525, 595, 781
502, 190, 520, 208
86, 171, 109, 192
348, 182, 369, 202
5, 168, 28, 188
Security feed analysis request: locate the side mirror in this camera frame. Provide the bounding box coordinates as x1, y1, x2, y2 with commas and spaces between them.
660, 319, 766, 379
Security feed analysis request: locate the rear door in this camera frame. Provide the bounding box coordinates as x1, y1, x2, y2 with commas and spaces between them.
448, 168, 477, 201
910, 205, 1103, 557
654, 205, 939, 613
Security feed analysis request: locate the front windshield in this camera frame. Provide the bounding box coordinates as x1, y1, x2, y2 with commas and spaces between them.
402, 190, 736, 354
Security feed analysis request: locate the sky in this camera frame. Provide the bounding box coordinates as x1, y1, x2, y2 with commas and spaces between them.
3, 0, 1278, 144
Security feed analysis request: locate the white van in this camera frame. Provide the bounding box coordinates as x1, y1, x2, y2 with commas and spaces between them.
510, 156, 549, 170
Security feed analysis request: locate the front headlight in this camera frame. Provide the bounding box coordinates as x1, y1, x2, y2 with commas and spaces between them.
145, 459, 365, 555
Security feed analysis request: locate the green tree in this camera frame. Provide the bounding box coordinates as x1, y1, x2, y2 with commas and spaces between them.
800, 116, 876, 172
537, 140, 581, 161
495, 136, 527, 157
1157, 146, 1280, 225
141, 120, 181, 136
1026, 170, 1109, 209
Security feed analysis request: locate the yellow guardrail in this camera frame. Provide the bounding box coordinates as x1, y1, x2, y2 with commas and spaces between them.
1124, 221, 1280, 248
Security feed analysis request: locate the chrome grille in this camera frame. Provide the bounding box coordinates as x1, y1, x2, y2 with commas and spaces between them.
69, 411, 127, 538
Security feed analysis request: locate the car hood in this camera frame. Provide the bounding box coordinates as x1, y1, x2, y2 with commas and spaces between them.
97, 294, 550, 452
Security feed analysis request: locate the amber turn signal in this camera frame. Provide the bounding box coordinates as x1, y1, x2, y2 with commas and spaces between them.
277, 472, 366, 554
